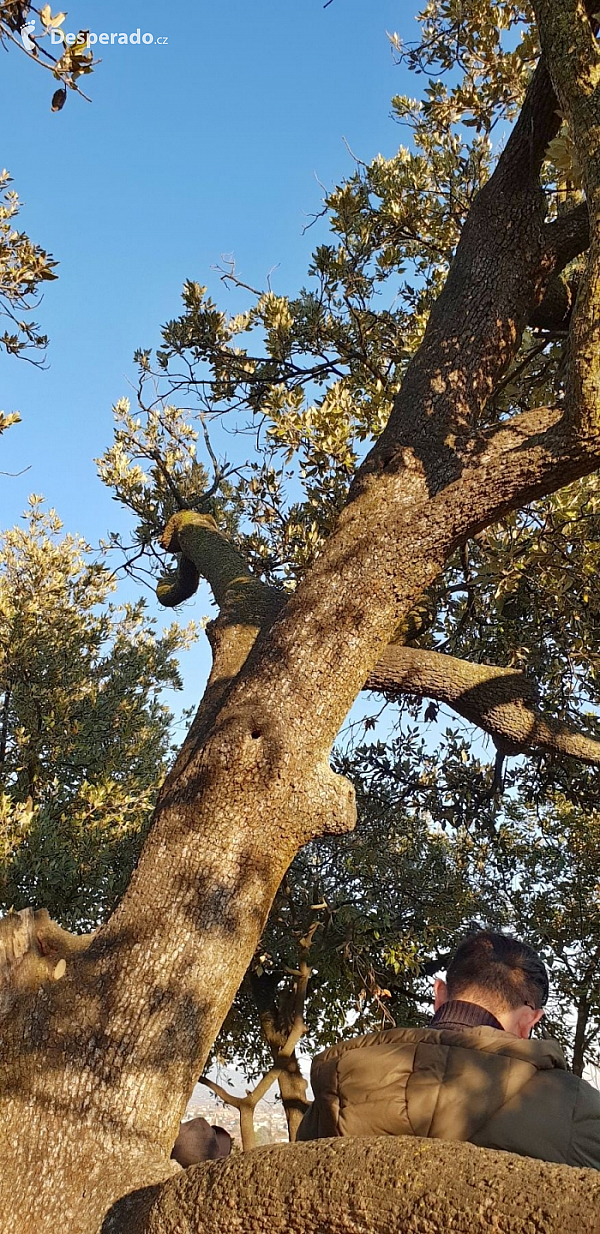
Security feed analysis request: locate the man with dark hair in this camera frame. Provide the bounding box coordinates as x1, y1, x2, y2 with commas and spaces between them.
297, 930, 600, 1168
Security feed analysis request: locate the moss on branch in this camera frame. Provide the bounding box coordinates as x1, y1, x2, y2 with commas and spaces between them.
157, 512, 285, 628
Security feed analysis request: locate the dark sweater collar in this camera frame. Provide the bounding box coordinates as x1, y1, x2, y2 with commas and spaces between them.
430, 999, 504, 1032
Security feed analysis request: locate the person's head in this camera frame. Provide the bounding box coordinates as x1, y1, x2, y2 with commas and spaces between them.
434, 930, 549, 1039
170, 1117, 232, 1168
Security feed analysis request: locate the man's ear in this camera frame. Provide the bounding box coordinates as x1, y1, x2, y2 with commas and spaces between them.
512, 1005, 544, 1039
529, 1008, 545, 1035
434, 978, 448, 1012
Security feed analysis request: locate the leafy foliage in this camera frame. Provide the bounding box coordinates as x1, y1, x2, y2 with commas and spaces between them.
0, 170, 57, 370
0, 498, 196, 929
0, 3, 95, 419
480, 789, 600, 1072
0, 3, 95, 109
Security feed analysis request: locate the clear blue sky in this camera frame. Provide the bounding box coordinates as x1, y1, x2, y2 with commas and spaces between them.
0, 1, 417, 714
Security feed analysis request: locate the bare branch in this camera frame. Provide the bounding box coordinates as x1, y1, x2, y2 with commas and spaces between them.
197, 1076, 243, 1111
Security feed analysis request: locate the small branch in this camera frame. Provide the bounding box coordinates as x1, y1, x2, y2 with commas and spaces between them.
0, 22, 94, 102
198, 1077, 244, 1111
0, 465, 31, 478
278, 959, 311, 1061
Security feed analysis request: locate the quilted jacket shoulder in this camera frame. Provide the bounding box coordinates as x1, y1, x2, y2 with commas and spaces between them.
297, 1026, 600, 1168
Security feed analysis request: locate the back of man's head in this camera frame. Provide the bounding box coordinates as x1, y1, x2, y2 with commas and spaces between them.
446, 930, 549, 1014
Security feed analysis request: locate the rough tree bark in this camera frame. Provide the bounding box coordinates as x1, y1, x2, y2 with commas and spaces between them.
254, 997, 309, 1143
103, 1139, 600, 1234
1, 4, 600, 1232
573, 993, 591, 1078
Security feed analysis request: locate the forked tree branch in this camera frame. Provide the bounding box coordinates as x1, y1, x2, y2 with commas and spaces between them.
199, 957, 311, 1151
158, 407, 600, 769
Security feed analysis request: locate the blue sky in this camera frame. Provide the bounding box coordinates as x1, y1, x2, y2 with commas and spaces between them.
0, 1, 418, 715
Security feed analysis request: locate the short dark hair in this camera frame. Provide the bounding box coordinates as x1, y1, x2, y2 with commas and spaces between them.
446, 930, 549, 1011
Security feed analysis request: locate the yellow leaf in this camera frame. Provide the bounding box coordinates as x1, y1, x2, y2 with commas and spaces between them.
40, 4, 52, 26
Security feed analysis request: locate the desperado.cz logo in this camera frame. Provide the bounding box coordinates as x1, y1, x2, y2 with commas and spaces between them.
20, 20, 168, 48
51, 28, 169, 46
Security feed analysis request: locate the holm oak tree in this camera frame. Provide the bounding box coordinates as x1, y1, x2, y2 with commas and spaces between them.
4, 2, 600, 1231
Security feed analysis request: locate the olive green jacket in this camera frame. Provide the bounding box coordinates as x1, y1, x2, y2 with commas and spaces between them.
297, 1026, 600, 1168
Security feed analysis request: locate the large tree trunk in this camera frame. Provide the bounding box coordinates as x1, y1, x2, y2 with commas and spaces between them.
103, 1138, 600, 1234
2, 5, 600, 1230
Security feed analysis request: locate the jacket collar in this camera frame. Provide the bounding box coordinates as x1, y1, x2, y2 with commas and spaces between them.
431, 999, 504, 1033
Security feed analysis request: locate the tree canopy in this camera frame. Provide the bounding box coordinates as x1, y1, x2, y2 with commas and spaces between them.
3, 1, 600, 1231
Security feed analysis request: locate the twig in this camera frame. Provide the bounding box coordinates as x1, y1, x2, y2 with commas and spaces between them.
0, 22, 94, 101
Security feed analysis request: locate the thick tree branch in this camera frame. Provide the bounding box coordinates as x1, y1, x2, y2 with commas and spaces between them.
544, 201, 590, 270
159, 513, 255, 610
529, 275, 577, 330
158, 511, 284, 637
106, 1137, 600, 1234
534, 0, 600, 114
356, 57, 562, 491
533, 0, 600, 437
443, 405, 600, 534
366, 646, 600, 762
